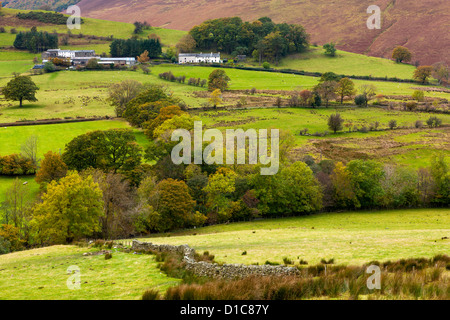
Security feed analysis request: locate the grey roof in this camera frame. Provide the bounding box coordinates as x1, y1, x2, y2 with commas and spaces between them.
179, 53, 220, 58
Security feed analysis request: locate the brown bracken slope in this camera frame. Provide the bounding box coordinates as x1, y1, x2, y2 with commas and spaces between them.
75, 0, 450, 65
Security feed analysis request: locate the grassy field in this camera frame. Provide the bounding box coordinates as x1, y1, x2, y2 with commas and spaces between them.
0, 8, 186, 45
0, 120, 143, 204
0, 245, 180, 299
142, 208, 450, 266
1, 65, 449, 122
0, 120, 133, 157
197, 107, 450, 168
250, 47, 417, 80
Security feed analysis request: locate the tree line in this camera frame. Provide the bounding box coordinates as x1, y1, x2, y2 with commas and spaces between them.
189, 16, 310, 64
13, 28, 58, 53
0, 82, 448, 253
109, 38, 162, 58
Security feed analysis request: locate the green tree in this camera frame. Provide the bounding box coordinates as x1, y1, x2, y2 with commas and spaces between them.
31, 172, 104, 244
62, 129, 142, 175
323, 43, 336, 57
2, 75, 39, 107
346, 160, 385, 208
208, 69, 231, 92
203, 167, 237, 222
430, 153, 450, 205
252, 162, 322, 216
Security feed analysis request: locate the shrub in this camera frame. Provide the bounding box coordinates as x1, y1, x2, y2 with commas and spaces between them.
320, 258, 335, 265
415, 120, 423, 128
283, 257, 293, 265
142, 289, 160, 300
105, 252, 112, 260
242, 251, 247, 255
426, 116, 442, 128
388, 120, 397, 130
354, 94, 366, 106
262, 62, 271, 69
412, 90, 425, 102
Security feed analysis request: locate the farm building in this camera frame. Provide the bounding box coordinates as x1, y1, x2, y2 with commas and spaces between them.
178, 53, 221, 64
42, 49, 96, 60
41, 49, 136, 66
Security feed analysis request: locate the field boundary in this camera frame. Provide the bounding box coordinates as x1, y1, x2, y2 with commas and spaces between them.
132, 240, 299, 279
0, 116, 116, 127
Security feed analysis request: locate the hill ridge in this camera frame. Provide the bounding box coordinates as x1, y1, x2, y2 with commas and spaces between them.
71, 0, 449, 66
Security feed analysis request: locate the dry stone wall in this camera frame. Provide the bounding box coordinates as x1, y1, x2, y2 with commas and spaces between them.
132, 240, 300, 279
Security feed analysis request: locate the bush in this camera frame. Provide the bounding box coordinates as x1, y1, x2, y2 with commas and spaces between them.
262, 62, 271, 69
0, 237, 11, 255
142, 289, 161, 300
105, 253, 112, 260
388, 120, 397, 130
426, 116, 442, 128
354, 94, 366, 106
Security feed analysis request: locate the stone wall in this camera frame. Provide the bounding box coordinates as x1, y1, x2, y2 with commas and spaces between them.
132, 240, 300, 279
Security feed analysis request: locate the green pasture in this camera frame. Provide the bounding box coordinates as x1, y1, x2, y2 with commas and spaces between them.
143, 208, 450, 266
257, 47, 417, 80
0, 245, 180, 300
0, 8, 186, 46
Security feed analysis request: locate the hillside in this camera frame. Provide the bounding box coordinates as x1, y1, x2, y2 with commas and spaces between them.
2, 0, 78, 11
73, 0, 450, 66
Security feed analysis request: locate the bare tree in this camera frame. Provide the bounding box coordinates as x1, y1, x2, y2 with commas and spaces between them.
21, 135, 39, 167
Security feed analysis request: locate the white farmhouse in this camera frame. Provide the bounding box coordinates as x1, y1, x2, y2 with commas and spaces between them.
178, 52, 221, 64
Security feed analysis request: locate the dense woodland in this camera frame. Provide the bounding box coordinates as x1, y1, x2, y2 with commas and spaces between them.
189, 17, 310, 64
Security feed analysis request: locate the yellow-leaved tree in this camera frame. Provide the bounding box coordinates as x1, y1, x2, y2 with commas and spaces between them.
31, 172, 104, 245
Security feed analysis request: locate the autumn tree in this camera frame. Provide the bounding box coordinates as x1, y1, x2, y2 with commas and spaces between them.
316, 81, 338, 107
209, 89, 223, 108
335, 77, 356, 104
358, 84, 377, 107
176, 34, 197, 53
392, 46, 412, 63
31, 172, 104, 244
432, 62, 449, 85
137, 50, 150, 63
413, 66, 433, 84
208, 69, 230, 92
144, 105, 185, 139
82, 169, 136, 239
328, 113, 344, 133
2, 76, 39, 107
107, 79, 143, 117
331, 162, 358, 208
35, 151, 68, 188
148, 179, 196, 232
